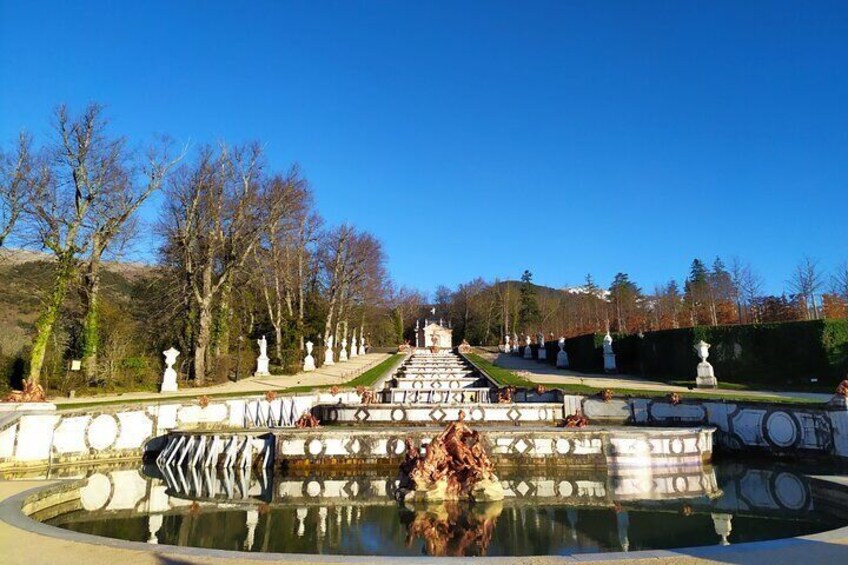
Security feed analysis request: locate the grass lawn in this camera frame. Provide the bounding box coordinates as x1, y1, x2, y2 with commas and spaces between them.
464, 353, 821, 405
56, 354, 405, 412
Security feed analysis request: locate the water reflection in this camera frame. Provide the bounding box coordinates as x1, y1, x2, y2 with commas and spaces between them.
402, 502, 501, 556
36, 462, 848, 556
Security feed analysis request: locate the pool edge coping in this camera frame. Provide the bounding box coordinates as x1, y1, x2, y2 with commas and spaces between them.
2, 476, 848, 563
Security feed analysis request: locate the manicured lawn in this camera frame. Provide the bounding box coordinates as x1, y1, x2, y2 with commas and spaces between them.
465, 353, 534, 387
464, 353, 821, 405
56, 354, 405, 412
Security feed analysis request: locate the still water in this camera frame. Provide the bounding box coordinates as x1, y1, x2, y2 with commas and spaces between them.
40, 462, 848, 556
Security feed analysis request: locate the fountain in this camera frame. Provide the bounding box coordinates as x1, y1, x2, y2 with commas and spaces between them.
397, 411, 504, 503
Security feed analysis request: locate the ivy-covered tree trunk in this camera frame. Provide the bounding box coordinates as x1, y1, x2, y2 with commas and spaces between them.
212, 280, 232, 359
81, 248, 103, 382
28, 258, 76, 384
194, 299, 213, 385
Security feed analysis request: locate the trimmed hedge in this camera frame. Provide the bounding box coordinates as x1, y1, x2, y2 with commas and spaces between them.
539, 319, 848, 387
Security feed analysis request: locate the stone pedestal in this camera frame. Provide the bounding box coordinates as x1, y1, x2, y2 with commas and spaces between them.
161, 348, 179, 393
255, 355, 270, 376
696, 362, 718, 388
303, 341, 316, 372
556, 350, 569, 369
523, 346, 532, 359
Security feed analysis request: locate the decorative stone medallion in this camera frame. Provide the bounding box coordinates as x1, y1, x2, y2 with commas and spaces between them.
87, 414, 119, 451
555, 438, 571, 454
763, 411, 800, 448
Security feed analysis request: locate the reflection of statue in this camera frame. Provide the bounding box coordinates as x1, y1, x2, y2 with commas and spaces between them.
398, 412, 504, 502
403, 502, 502, 557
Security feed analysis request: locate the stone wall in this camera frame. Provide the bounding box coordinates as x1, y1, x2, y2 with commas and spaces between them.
0, 392, 358, 471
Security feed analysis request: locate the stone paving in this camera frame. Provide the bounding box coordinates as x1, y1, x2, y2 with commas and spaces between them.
483, 351, 833, 403
51, 353, 391, 408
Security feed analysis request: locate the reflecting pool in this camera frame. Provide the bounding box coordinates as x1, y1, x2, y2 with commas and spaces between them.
36, 461, 848, 556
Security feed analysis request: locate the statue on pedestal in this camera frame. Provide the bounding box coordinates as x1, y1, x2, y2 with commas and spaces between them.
603, 331, 616, 373
556, 337, 570, 368
523, 335, 533, 359
694, 340, 717, 388
255, 336, 271, 376
161, 347, 180, 392
536, 332, 547, 361
303, 341, 316, 372
324, 335, 335, 366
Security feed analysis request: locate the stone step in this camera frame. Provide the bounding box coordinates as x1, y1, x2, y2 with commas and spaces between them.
383, 388, 493, 404
393, 378, 483, 390
315, 402, 564, 425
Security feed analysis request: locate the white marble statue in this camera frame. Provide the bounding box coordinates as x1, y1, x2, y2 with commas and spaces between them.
161, 348, 179, 393
350, 331, 359, 358
694, 340, 718, 388
536, 332, 547, 361
339, 335, 348, 362
603, 331, 616, 372
556, 337, 570, 368
324, 335, 335, 366
523, 334, 533, 359
358, 332, 366, 355
303, 341, 316, 372
255, 335, 271, 376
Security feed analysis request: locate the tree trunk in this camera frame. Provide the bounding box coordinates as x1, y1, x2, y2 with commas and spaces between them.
194, 300, 213, 385
213, 280, 232, 358
28, 258, 76, 384
81, 246, 103, 382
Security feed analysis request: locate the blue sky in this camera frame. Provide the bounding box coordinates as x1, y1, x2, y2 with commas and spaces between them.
1, 1, 846, 296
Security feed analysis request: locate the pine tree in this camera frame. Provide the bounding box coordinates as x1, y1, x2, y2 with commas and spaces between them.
518, 270, 541, 331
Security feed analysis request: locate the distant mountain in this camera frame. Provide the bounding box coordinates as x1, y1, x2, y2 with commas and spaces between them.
0, 249, 155, 358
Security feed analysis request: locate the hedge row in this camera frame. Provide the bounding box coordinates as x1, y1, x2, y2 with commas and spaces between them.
530, 319, 848, 387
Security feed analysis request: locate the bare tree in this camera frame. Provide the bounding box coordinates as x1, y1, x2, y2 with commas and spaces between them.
730, 257, 763, 324
788, 256, 825, 320
162, 143, 291, 383
22, 104, 130, 383
253, 171, 316, 359
832, 261, 848, 301
77, 124, 181, 381
0, 133, 34, 248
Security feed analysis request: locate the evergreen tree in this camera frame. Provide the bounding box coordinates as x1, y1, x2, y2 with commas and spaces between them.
518, 270, 541, 331
609, 272, 642, 333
